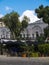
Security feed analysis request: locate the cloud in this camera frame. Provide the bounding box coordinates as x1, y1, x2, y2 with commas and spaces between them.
19, 10, 40, 23
5, 6, 12, 11
0, 14, 3, 18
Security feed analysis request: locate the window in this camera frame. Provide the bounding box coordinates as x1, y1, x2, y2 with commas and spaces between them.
23, 34, 25, 38
20, 34, 22, 38
36, 31, 39, 37
0, 23, 3, 27
27, 34, 30, 38
32, 34, 34, 38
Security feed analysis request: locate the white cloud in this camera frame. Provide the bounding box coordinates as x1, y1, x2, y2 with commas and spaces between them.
19, 10, 40, 23
5, 6, 12, 11
0, 14, 3, 18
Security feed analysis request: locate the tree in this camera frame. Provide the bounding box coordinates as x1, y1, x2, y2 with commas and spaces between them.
35, 5, 49, 24
21, 16, 30, 30
21, 16, 30, 39
20, 43, 34, 57
3, 12, 29, 40
3, 11, 21, 39
44, 26, 49, 38
36, 34, 45, 43
35, 5, 49, 38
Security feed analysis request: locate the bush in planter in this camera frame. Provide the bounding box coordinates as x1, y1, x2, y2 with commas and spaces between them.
38, 44, 49, 56
20, 43, 34, 57
29, 52, 39, 57
21, 52, 27, 57
25, 44, 34, 57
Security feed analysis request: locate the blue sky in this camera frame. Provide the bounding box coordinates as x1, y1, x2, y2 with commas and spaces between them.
0, 0, 49, 16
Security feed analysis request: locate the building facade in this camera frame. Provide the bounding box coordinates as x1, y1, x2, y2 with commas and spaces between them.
21, 19, 48, 40
0, 19, 48, 40
0, 21, 11, 39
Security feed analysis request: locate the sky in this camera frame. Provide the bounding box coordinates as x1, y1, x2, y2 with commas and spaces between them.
0, 0, 49, 23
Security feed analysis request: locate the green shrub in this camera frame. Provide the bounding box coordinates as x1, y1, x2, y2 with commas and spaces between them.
30, 52, 39, 57
38, 44, 49, 55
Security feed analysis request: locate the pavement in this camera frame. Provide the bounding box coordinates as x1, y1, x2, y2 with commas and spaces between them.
0, 55, 49, 65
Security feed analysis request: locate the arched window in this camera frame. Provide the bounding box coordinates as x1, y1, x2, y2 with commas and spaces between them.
32, 25, 42, 33
36, 31, 39, 37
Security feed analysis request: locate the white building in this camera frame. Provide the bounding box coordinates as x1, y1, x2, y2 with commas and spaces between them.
0, 21, 11, 39
0, 19, 48, 40
21, 19, 48, 40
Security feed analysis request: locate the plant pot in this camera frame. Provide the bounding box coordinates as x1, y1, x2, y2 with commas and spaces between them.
42, 54, 45, 57
21, 53, 26, 57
